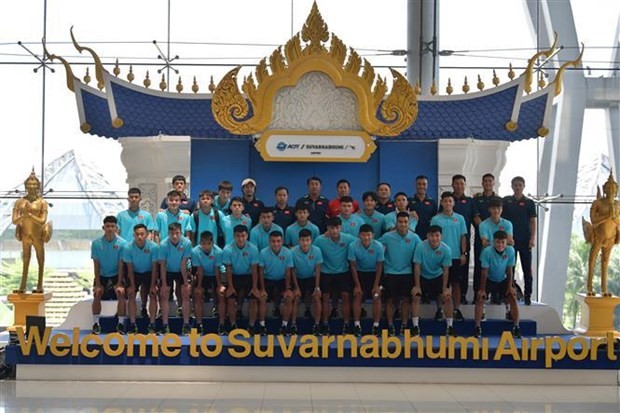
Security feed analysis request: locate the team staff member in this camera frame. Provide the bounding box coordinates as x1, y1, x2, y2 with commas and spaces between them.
122, 223, 159, 334
327, 179, 360, 217
160, 175, 196, 213
409, 175, 437, 240
296, 176, 330, 233
240, 178, 264, 227
314, 217, 357, 335
285, 205, 320, 247
291, 229, 323, 334
411, 225, 454, 336
191, 231, 225, 335
473, 173, 497, 297
375, 182, 395, 215
348, 224, 385, 337
474, 230, 521, 338
272, 186, 295, 231
91, 216, 127, 335
502, 176, 537, 305
379, 212, 421, 336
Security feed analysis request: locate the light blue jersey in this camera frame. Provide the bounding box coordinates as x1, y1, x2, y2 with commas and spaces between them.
378, 230, 421, 275
259, 247, 294, 281
213, 195, 231, 215
222, 241, 260, 275
191, 244, 224, 277
384, 211, 418, 232
285, 221, 320, 246
339, 214, 365, 236
314, 233, 357, 274
122, 239, 158, 273
479, 217, 513, 243
250, 223, 284, 251
413, 240, 452, 279
91, 235, 127, 277
359, 210, 386, 238
223, 214, 252, 245
481, 245, 516, 282
158, 236, 192, 272
347, 239, 385, 272
116, 209, 155, 242
186, 208, 226, 243
155, 209, 190, 237
430, 212, 467, 259
291, 245, 323, 279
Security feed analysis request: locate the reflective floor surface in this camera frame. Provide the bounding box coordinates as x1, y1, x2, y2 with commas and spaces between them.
1, 380, 619, 412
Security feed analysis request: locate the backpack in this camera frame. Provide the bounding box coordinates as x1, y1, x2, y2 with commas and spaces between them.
193, 209, 226, 248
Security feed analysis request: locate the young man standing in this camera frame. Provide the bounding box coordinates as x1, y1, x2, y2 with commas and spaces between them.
191, 231, 225, 335
259, 231, 295, 335
214, 180, 233, 215
295, 176, 330, 233
479, 198, 514, 247
375, 182, 395, 215
408, 175, 437, 240
328, 179, 360, 217
502, 176, 537, 305
240, 178, 264, 227
411, 225, 454, 336
291, 228, 323, 334
272, 186, 295, 232
313, 217, 357, 335
339, 196, 365, 236
158, 222, 193, 335
473, 173, 497, 298
360, 191, 386, 238
250, 207, 284, 251
379, 212, 421, 336
154, 190, 190, 244
160, 175, 196, 214
431, 192, 468, 321
348, 224, 385, 336
223, 197, 252, 245
91, 216, 127, 334
285, 205, 320, 247
186, 190, 226, 248
223, 225, 261, 333
474, 230, 521, 338
122, 223, 159, 334
384, 192, 418, 232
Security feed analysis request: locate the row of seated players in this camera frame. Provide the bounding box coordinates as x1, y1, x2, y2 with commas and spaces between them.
92, 192, 521, 338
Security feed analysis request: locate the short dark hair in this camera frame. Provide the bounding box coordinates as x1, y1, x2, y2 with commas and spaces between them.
274, 186, 288, 195
167, 190, 182, 199
394, 191, 408, 200
307, 176, 322, 185
415, 175, 429, 182
230, 196, 244, 205
259, 206, 274, 215
493, 230, 508, 240
362, 191, 378, 202
488, 197, 503, 209
133, 223, 147, 232
511, 176, 525, 185
103, 216, 117, 225
440, 191, 454, 200
128, 187, 141, 196
200, 231, 214, 242
218, 180, 233, 191
233, 225, 248, 234
326, 217, 342, 227
172, 175, 186, 184
428, 225, 442, 234
336, 179, 350, 187
295, 205, 309, 213
168, 222, 182, 231
298, 228, 312, 239
482, 173, 495, 181
359, 224, 373, 234
396, 211, 409, 220
199, 189, 215, 198
269, 231, 283, 239
340, 195, 354, 204
377, 182, 391, 190
452, 174, 466, 183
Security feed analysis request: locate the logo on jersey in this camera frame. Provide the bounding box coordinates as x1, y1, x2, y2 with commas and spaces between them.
242, 252, 249, 257
518, 202, 525, 206
502, 254, 507, 259
309, 255, 315, 260
436, 250, 442, 255
452, 218, 457, 222
113, 245, 119, 250
144, 249, 150, 254
499, 226, 505, 231
138, 215, 143, 219
177, 246, 184, 251
278, 256, 285, 261
284, 210, 291, 214
209, 256, 215, 261
461, 199, 467, 204
405, 238, 411, 244
369, 249, 374, 254
339, 243, 345, 247
317, 201, 323, 206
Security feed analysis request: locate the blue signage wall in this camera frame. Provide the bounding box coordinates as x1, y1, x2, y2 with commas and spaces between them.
190, 138, 438, 204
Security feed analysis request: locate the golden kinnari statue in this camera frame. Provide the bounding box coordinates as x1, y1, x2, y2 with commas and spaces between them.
582, 171, 620, 296
11, 169, 53, 293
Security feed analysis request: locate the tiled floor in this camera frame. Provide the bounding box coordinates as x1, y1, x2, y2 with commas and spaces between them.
1, 380, 619, 412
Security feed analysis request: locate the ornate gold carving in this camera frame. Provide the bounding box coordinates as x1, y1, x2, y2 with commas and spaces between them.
70, 26, 106, 91
176, 77, 183, 93
143, 71, 151, 88
476, 75, 484, 91
446, 78, 453, 95
413, 80, 422, 96
462, 76, 470, 94
159, 74, 167, 91
538, 73, 546, 89
211, 1, 417, 137
127, 65, 135, 83
508, 63, 515, 80
553, 43, 584, 97
43, 40, 78, 92
430, 80, 437, 96
193, 76, 200, 94
524, 32, 558, 94
83, 68, 91, 85
113, 59, 121, 77
492, 70, 500, 87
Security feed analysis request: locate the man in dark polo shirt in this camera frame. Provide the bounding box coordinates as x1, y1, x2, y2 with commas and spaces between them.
272, 186, 295, 232
375, 182, 395, 215
473, 173, 498, 297
296, 176, 330, 233
502, 176, 537, 305
241, 178, 264, 228
409, 175, 437, 240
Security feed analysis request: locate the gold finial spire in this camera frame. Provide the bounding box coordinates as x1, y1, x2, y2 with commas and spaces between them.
492, 70, 500, 87
430, 80, 437, 96
301, 1, 329, 55
208, 75, 216, 93
71, 26, 105, 90
192, 76, 200, 94
113, 59, 120, 77
413, 80, 421, 95
476, 74, 484, 91
462, 76, 470, 94
176, 76, 183, 93
143, 71, 151, 88
159, 74, 167, 91
83, 67, 91, 85
446, 78, 453, 95
537, 72, 546, 89
127, 65, 135, 83
524, 32, 559, 94
553, 43, 584, 97
508, 63, 515, 80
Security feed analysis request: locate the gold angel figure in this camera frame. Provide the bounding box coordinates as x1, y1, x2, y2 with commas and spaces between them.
582, 171, 620, 296
11, 170, 53, 293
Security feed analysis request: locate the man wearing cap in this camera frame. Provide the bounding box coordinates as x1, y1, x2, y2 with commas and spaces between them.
241, 178, 264, 228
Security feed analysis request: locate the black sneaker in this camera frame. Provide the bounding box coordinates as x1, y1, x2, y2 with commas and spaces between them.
181, 324, 191, 336
446, 325, 456, 337
258, 324, 268, 336
371, 325, 380, 337
388, 324, 396, 337
128, 323, 138, 334
197, 324, 205, 335
320, 323, 330, 336
330, 307, 338, 319
460, 295, 467, 305
141, 307, 149, 319
147, 323, 157, 334
278, 325, 288, 336
342, 323, 350, 335
481, 311, 487, 321
353, 324, 362, 337
410, 325, 420, 337
290, 324, 298, 335
304, 308, 312, 319
453, 308, 465, 321
394, 308, 402, 321
176, 307, 183, 317
272, 306, 281, 318
473, 325, 482, 338
212, 307, 218, 318
116, 323, 126, 334
160, 325, 171, 335
312, 324, 320, 336
511, 325, 522, 338
92, 323, 101, 335
524, 295, 532, 305
434, 309, 445, 321
505, 311, 512, 321
217, 324, 227, 336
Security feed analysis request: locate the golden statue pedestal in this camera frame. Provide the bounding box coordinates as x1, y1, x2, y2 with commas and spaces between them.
6, 292, 52, 333
574, 293, 620, 338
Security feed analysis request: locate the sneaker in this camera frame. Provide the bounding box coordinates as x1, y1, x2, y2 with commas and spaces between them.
217, 324, 227, 336
330, 307, 338, 319
278, 325, 288, 336
147, 323, 157, 334
304, 308, 312, 319
353, 324, 362, 337
410, 325, 420, 337
342, 323, 350, 335
505, 311, 513, 321
141, 307, 149, 319
320, 323, 329, 336
312, 324, 320, 336
290, 324, 298, 335
445, 325, 456, 337
181, 324, 191, 336
388, 324, 396, 337
481, 311, 487, 321
197, 324, 205, 335
272, 306, 281, 318
394, 308, 402, 321
397, 324, 406, 336
128, 323, 138, 334
524, 295, 532, 305
92, 323, 101, 335
212, 307, 218, 318
160, 325, 171, 335
511, 325, 522, 338
453, 308, 465, 321
371, 325, 380, 337
258, 324, 268, 336
434, 309, 445, 321
473, 325, 482, 338
116, 323, 126, 334
176, 307, 183, 317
